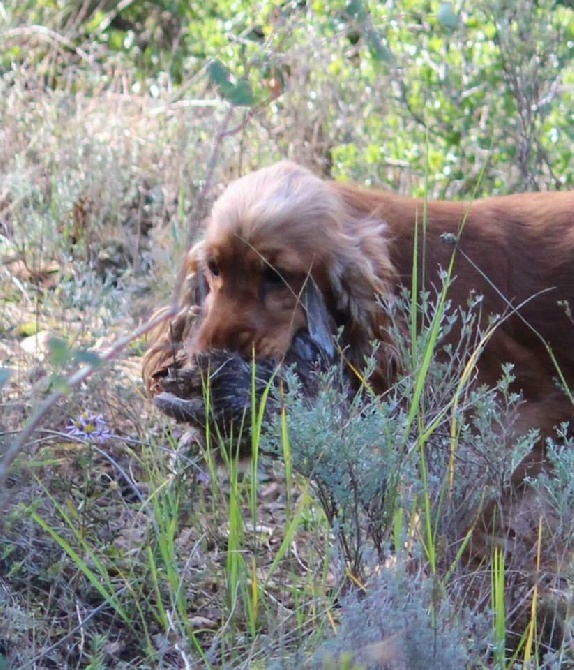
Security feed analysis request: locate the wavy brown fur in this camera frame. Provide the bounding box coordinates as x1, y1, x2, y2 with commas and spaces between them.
144, 160, 574, 413
142, 161, 574, 648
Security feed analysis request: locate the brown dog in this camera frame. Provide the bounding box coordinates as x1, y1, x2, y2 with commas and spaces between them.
143, 162, 574, 639
144, 160, 574, 444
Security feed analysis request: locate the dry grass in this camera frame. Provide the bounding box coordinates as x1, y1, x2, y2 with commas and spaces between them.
1, 1, 574, 666
0, 72, 339, 668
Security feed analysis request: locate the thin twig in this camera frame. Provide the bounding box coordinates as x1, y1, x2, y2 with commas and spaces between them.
172, 101, 262, 306
187, 105, 235, 251
4, 25, 93, 63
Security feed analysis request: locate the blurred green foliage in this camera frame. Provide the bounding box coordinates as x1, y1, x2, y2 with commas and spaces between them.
1, 0, 572, 195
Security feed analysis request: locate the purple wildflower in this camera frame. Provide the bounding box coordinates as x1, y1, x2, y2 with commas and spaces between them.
67, 413, 112, 444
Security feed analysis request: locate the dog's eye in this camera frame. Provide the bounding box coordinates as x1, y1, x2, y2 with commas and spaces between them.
207, 259, 220, 277
263, 266, 287, 289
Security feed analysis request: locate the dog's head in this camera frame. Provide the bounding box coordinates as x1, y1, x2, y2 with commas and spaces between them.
190, 160, 394, 366
143, 161, 399, 398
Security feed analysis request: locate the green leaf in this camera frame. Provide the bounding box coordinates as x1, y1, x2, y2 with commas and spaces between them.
86, 10, 106, 33
74, 350, 103, 368
207, 60, 254, 107
346, 0, 368, 23
366, 28, 394, 63
222, 80, 255, 107
207, 60, 232, 87
437, 2, 459, 30
47, 336, 72, 367
0, 367, 11, 390
109, 29, 125, 51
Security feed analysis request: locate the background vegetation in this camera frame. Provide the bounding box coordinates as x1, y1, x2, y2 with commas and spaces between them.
0, 0, 573, 668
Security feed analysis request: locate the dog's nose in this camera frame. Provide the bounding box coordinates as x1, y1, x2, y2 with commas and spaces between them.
196, 318, 255, 354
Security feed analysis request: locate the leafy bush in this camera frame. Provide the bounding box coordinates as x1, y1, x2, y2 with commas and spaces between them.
2, 0, 572, 197
261, 284, 567, 664
315, 565, 489, 669
262, 286, 535, 577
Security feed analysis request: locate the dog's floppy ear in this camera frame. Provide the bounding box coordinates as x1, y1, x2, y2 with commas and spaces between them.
302, 278, 335, 361
192, 260, 208, 306
322, 211, 399, 390
179, 240, 208, 308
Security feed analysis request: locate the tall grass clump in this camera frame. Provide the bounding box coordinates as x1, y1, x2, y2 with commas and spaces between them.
264, 285, 531, 569
261, 280, 564, 665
